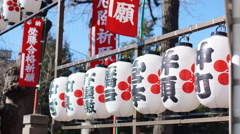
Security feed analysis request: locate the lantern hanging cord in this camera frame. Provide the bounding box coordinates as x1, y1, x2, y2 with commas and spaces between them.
179, 34, 191, 43
216, 23, 226, 32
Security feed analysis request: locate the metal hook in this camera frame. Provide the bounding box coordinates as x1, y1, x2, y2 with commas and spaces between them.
216, 23, 226, 32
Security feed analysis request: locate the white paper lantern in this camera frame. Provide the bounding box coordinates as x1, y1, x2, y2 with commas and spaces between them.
49, 76, 72, 121
105, 60, 135, 117
0, 15, 7, 31
160, 43, 200, 112
132, 53, 166, 114
195, 31, 230, 108
2, 0, 20, 24
19, 0, 42, 15
65, 72, 89, 120
83, 65, 111, 119
0, 1, 7, 31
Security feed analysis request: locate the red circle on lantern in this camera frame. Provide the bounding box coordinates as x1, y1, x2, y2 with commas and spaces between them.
98, 94, 105, 103
191, 64, 195, 73
214, 60, 228, 72
8, 6, 14, 11
15, 7, 19, 12
218, 73, 229, 85
182, 82, 194, 93
118, 81, 128, 91
6, 1, 12, 5
147, 74, 159, 84
226, 54, 230, 63
150, 84, 160, 94
62, 101, 66, 108
74, 89, 83, 97
179, 69, 191, 81
158, 69, 161, 76
12, 0, 17, 3
59, 93, 65, 100
77, 98, 84, 106
127, 76, 131, 84
121, 91, 131, 101
95, 85, 104, 94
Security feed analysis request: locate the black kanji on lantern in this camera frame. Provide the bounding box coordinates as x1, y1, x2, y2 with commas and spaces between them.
49, 98, 58, 116
132, 85, 146, 107
161, 76, 178, 103
196, 42, 214, 70
84, 99, 96, 113
105, 66, 118, 102
49, 81, 58, 98
105, 89, 117, 102
161, 50, 179, 75
84, 72, 96, 113
65, 95, 73, 112
195, 73, 213, 99
132, 60, 146, 84
66, 80, 75, 93
105, 66, 117, 88
132, 60, 146, 107
84, 72, 96, 85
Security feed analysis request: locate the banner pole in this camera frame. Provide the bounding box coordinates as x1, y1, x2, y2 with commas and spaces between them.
139, 0, 146, 40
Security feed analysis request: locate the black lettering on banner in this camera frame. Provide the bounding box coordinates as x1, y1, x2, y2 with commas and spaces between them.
196, 42, 214, 70
161, 76, 178, 103
195, 73, 213, 99
161, 50, 179, 75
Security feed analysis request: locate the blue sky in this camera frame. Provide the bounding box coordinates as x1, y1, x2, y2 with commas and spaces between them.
0, 0, 225, 61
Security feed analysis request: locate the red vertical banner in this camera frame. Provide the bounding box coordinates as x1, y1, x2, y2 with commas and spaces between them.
18, 18, 44, 87
106, 0, 139, 37
90, 0, 117, 68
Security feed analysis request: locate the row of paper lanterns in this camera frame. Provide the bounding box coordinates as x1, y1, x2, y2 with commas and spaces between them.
49, 30, 230, 121
0, 0, 55, 30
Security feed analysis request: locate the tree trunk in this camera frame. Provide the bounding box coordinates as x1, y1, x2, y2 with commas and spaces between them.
154, 0, 179, 134
160, 0, 179, 54
0, 62, 35, 134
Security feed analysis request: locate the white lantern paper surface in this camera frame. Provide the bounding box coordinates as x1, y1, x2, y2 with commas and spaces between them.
0, 1, 7, 31
132, 54, 166, 114
49, 76, 72, 121
2, 0, 20, 24
195, 32, 230, 108
105, 60, 135, 117
83, 65, 111, 119
19, 0, 42, 15
65, 72, 89, 120
160, 43, 200, 112
0, 15, 7, 31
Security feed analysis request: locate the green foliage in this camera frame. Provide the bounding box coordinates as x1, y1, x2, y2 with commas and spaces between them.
38, 32, 73, 133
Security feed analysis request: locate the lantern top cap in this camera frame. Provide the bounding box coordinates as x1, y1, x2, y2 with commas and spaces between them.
211, 31, 227, 37
60, 71, 71, 77
76, 69, 86, 73
95, 64, 107, 68
175, 42, 193, 48
118, 58, 131, 62
144, 51, 160, 55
